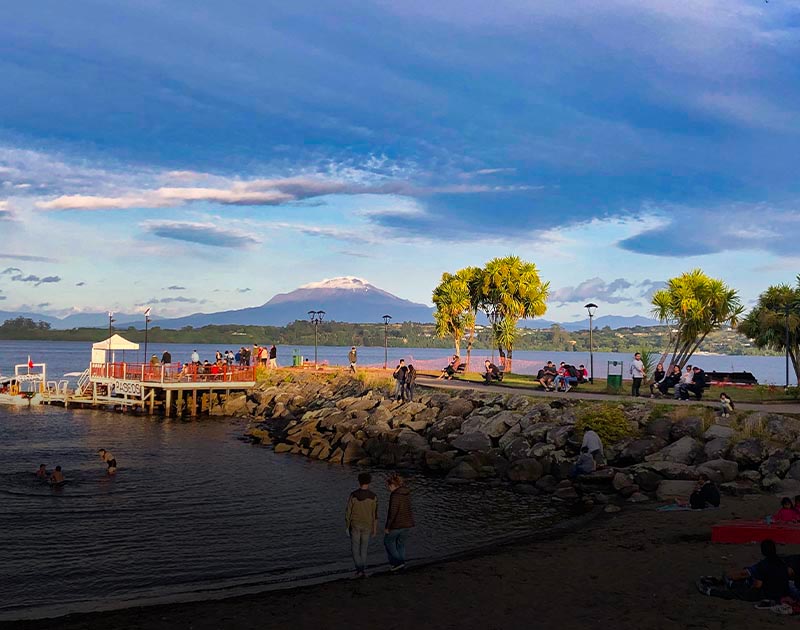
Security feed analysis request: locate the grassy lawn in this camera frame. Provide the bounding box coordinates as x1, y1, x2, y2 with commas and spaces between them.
419, 370, 800, 405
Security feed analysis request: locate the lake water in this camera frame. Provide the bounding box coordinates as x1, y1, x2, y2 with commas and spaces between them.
0, 340, 796, 386
0, 389, 560, 621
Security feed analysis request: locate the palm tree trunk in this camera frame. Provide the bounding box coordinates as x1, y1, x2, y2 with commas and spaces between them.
466, 321, 475, 372
506, 346, 513, 373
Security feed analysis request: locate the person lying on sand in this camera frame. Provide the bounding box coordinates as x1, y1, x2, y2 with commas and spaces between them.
698, 539, 793, 604
35, 464, 48, 479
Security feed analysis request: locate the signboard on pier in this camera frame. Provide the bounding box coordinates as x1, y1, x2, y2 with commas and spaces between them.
112, 379, 142, 397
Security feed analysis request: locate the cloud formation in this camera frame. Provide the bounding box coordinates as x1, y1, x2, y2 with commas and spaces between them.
141, 220, 261, 248
1, 267, 62, 286
139, 296, 203, 305
552, 277, 635, 305
166, 285, 186, 291
0, 253, 58, 263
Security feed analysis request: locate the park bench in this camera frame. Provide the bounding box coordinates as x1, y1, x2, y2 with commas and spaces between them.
657, 374, 711, 400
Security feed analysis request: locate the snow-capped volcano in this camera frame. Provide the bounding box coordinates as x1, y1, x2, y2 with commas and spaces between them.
299, 276, 372, 290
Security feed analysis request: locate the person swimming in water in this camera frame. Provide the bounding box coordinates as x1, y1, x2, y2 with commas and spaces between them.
35, 464, 48, 479
98, 449, 117, 474
49, 466, 64, 485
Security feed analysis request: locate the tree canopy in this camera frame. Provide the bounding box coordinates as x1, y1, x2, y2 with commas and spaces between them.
651, 269, 743, 368
738, 276, 800, 383
431, 271, 473, 357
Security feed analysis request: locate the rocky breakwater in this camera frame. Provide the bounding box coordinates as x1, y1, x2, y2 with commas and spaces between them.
218, 373, 800, 510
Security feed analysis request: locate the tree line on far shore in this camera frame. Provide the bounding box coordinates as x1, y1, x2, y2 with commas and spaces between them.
432, 258, 800, 380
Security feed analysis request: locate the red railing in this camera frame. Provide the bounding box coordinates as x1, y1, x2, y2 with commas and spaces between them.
90, 363, 256, 383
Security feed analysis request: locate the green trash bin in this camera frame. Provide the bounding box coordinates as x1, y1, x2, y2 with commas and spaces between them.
606, 360, 624, 393
292, 350, 301, 367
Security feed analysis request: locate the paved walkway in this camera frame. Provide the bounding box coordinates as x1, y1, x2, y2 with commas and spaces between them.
417, 375, 800, 415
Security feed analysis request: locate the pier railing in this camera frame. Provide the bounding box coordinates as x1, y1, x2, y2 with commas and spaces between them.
90, 362, 257, 384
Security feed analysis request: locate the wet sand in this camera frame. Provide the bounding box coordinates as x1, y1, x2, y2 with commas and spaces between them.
8, 494, 800, 630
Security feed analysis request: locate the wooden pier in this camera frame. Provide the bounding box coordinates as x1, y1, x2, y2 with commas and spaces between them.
42, 362, 256, 417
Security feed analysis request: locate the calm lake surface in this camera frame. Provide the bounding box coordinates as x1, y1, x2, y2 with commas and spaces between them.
0, 402, 560, 621
0, 339, 796, 385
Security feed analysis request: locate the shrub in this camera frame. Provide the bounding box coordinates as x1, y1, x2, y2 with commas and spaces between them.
575, 404, 635, 444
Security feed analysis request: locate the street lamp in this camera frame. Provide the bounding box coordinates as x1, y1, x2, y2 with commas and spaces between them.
382, 314, 392, 369
308, 310, 325, 367
143, 307, 152, 364
785, 304, 791, 389
584, 303, 598, 383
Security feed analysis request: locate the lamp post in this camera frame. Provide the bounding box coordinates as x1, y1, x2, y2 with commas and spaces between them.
785, 304, 791, 389
584, 303, 598, 383
308, 310, 325, 367
143, 308, 152, 364
382, 314, 392, 369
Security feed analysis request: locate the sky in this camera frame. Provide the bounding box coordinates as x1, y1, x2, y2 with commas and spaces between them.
1, 0, 800, 323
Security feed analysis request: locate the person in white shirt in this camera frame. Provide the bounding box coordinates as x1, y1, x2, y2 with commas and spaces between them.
581, 429, 605, 467
629, 352, 645, 397
675, 365, 694, 399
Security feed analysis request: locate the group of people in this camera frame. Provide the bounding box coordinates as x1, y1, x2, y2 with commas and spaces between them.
569, 429, 606, 476
647, 362, 708, 401
392, 360, 417, 402
536, 361, 588, 392
345, 472, 415, 577
34, 448, 117, 486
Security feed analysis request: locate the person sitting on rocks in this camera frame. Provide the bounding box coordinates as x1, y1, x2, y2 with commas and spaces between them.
689, 473, 720, 509
570, 446, 596, 477
581, 429, 605, 467
483, 360, 501, 384
773, 497, 799, 523
698, 539, 791, 603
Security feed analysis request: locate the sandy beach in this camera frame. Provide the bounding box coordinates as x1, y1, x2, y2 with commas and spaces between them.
7, 494, 798, 630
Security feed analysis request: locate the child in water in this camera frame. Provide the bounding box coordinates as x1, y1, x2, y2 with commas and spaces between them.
35, 464, 48, 479
98, 449, 117, 474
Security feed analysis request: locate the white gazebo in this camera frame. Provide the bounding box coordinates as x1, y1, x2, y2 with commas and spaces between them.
91, 334, 140, 365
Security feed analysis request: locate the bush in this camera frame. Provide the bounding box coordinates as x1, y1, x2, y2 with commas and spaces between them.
575, 404, 635, 444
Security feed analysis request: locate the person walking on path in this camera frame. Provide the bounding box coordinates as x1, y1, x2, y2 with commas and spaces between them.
269, 344, 278, 368
348, 347, 358, 374
629, 352, 644, 397
384, 474, 414, 571
345, 472, 378, 578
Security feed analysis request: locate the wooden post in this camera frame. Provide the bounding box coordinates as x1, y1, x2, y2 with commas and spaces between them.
177, 389, 184, 417
148, 388, 155, 415
165, 389, 172, 417
191, 389, 198, 417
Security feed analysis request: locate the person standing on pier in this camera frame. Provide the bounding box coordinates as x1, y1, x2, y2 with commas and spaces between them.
98, 449, 117, 475
191, 349, 200, 365
345, 472, 378, 578
161, 350, 172, 365
269, 344, 278, 368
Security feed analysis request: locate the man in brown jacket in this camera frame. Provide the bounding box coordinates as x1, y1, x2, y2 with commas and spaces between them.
345, 472, 378, 577
384, 474, 414, 571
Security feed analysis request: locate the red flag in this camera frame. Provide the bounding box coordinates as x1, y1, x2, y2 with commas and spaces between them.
28, 355, 34, 369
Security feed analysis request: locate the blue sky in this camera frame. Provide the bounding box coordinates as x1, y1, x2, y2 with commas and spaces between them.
1, 0, 799, 322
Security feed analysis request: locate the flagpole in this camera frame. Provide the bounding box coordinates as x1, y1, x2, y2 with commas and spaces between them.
143, 308, 151, 364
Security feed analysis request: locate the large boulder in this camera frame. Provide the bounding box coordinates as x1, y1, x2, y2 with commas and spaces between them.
670, 417, 704, 441
616, 437, 667, 465
656, 480, 697, 502
477, 413, 515, 439
546, 426, 573, 449
704, 424, 736, 441
646, 436, 703, 465
498, 424, 522, 451
760, 453, 791, 479
428, 415, 464, 440
634, 469, 662, 492
785, 460, 800, 481
704, 438, 731, 461
696, 459, 739, 483
442, 398, 474, 418
757, 413, 800, 443
730, 438, 766, 469
342, 439, 368, 464
502, 436, 532, 461
643, 461, 699, 480
397, 429, 429, 452
506, 458, 544, 482
423, 449, 456, 473
645, 417, 672, 441
451, 432, 492, 453
446, 460, 479, 480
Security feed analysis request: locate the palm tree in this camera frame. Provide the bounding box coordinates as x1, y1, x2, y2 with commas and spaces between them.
474, 256, 549, 373
651, 269, 743, 368
458, 266, 482, 371
432, 272, 472, 357
738, 277, 800, 382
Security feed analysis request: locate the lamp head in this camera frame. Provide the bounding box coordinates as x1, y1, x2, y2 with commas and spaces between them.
584, 303, 598, 317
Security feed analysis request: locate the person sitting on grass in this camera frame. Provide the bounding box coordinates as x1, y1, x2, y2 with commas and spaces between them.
773, 497, 799, 523
688, 473, 720, 509
719, 392, 734, 418
483, 360, 501, 384
699, 539, 792, 604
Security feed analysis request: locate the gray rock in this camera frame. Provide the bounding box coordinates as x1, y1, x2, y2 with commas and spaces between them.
627, 492, 649, 503
428, 415, 464, 441
477, 413, 514, 439
761, 474, 780, 490
634, 469, 662, 492
656, 480, 697, 501
643, 461, 699, 480
554, 486, 580, 500
704, 424, 736, 441
502, 437, 531, 462
772, 478, 800, 495
739, 470, 762, 483
451, 432, 492, 453
760, 454, 791, 479
730, 438, 766, 469
523, 423, 555, 443
720, 480, 759, 496
441, 398, 474, 418
696, 459, 739, 483
786, 460, 800, 481
397, 429, 429, 452
530, 442, 555, 458
604, 505, 622, 513
506, 458, 544, 482
704, 437, 731, 461
342, 440, 368, 464
546, 426, 573, 449
549, 450, 574, 480
613, 472, 635, 491
645, 417, 672, 441
423, 450, 456, 472
646, 436, 703, 465
505, 394, 533, 411
535, 475, 558, 493
498, 424, 522, 451
446, 460, 479, 480
616, 437, 667, 465
670, 417, 704, 441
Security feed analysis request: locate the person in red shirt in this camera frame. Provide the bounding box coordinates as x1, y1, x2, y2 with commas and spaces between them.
773, 497, 798, 523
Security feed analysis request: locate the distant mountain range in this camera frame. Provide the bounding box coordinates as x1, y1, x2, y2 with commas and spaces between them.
1, 277, 661, 330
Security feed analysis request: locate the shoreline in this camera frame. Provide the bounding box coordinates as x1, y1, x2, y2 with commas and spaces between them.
6, 494, 794, 630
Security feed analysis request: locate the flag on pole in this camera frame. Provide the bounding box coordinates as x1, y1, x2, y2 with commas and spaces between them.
28, 355, 34, 369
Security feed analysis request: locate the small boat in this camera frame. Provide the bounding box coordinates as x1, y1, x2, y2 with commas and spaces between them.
0, 361, 46, 407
